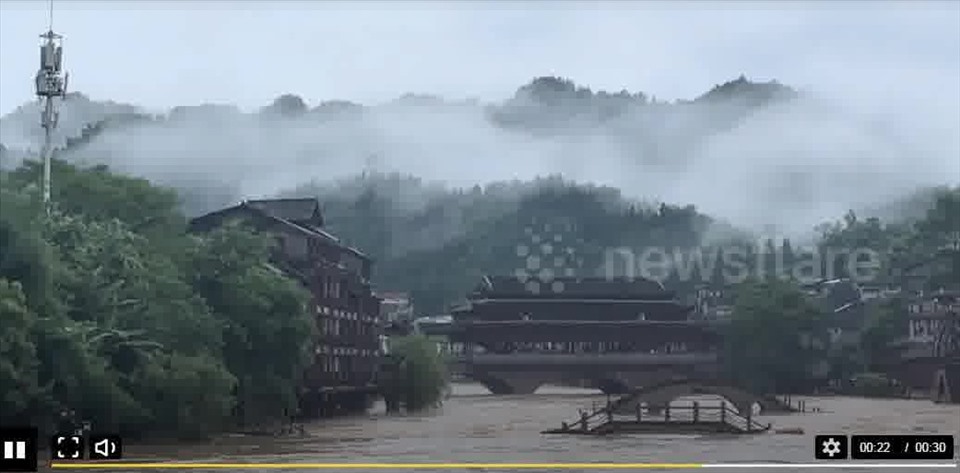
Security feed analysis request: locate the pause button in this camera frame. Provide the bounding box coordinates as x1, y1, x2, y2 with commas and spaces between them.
3, 440, 27, 459
0, 427, 38, 472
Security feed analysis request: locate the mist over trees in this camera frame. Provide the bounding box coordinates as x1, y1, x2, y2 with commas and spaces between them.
2, 75, 955, 235
0, 75, 957, 314
0, 71, 956, 426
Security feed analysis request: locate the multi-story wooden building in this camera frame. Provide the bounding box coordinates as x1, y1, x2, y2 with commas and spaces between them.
903, 289, 960, 359
883, 251, 960, 399
189, 198, 381, 417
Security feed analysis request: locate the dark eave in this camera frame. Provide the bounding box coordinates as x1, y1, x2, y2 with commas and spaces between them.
189, 201, 339, 244
456, 319, 720, 327
246, 198, 325, 227
469, 298, 689, 305
473, 275, 671, 299
343, 245, 370, 261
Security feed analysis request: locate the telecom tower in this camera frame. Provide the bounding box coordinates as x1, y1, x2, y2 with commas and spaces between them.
34, 1, 68, 211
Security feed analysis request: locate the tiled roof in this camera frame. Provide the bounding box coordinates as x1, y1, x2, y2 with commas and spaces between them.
246, 198, 323, 226
473, 275, 672, 299
188, 200, 364, 256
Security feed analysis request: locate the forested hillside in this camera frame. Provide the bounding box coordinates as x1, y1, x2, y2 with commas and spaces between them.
3, 158, 955, 420
725, 186, 959, 392
283, 173, 727, 312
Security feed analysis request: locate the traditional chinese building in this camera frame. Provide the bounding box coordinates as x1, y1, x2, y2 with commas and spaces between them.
903, 290, 960, 358
446, 276, 723, 394
803, 278, 870, 348
887, 251, 960, 399
379, 291, 415, 337
379, 292, 414, 323
693, 284, 733, 321
189, 198, 381, 417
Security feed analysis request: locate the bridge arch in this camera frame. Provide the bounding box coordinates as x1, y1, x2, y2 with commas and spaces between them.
596, 377, 632, 395
472, 372, 543, 395
612, 380, 794, 415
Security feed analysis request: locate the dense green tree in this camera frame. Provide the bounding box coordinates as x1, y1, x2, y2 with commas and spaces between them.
42, 212, 221, 355
915, 187, 960, 247
0, 279, 44, 425
7, 160, 185, 239
724, 278, 828, 393
31, 315, 148, 434
0, 182, 61, 312
816, 210, 911, 280
0, 160, 316, 437
132, 352, 236, 438
860, 297, 909, 371
910, 187, 960, 287
191, 224, 314, 428
380, 335, 449, 413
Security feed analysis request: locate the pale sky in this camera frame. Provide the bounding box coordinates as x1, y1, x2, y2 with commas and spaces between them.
1, 0, 958, 114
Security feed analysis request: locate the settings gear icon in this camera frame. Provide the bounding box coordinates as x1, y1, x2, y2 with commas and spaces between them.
821, 437, 842, 458
513, 217, 585, 294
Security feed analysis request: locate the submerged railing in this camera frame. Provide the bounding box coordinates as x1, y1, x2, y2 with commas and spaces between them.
553, 400, 771, 435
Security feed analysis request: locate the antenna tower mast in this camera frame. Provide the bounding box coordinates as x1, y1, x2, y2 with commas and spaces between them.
35, 0, 68, 212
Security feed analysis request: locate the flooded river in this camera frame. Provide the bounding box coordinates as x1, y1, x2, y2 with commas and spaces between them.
49, 383, 959, 472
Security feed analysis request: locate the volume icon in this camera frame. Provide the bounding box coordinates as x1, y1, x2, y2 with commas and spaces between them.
88, 435, 122, 460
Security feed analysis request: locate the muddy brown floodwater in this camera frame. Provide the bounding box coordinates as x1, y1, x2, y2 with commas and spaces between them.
42, 383, 959, 472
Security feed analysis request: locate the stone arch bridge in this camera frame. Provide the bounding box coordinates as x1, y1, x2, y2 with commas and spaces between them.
608, 379, 795, 415
448, 354, 795, 415
450, 352, 725, 395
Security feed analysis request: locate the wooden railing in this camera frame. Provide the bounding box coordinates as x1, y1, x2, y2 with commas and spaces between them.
773, 394, 809, 412
615, 402, 768, 432
560, 400, 617, 433
561, 401, 770, 434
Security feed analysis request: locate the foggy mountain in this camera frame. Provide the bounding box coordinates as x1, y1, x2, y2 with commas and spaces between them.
1, 75, 957, 242
0, 91, 143, 150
